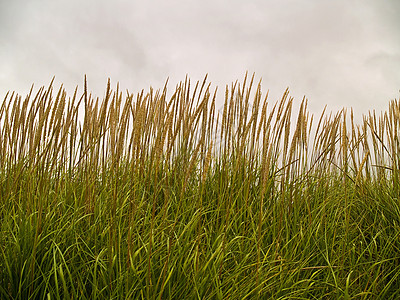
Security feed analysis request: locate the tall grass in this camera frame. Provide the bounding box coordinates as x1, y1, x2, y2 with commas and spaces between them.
0, 74, 400, 299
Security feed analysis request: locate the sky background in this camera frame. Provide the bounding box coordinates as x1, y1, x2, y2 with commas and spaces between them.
1, 0, 399, 121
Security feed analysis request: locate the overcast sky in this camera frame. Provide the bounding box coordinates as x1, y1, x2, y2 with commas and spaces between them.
1, 0, 399, 120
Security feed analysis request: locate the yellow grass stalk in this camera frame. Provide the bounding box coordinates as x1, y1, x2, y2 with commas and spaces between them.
207, 88, 217, 147
355, 150, 370, 185
202, 140, 213, 185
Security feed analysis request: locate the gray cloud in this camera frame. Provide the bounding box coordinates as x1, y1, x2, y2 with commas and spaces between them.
0, 0, 399, 121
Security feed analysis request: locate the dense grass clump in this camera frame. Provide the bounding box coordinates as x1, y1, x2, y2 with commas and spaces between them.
1, 74, 400, 299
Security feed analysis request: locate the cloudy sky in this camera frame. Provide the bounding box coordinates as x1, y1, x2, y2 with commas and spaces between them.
1, 0, 399, 120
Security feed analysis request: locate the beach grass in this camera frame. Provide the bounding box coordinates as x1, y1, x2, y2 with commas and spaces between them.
0, 74, 400, 299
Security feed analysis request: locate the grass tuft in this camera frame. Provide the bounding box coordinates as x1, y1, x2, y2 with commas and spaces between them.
1, 75, 400, 299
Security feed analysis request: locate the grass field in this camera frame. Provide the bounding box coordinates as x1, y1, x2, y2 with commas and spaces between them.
1, 74, 400, 299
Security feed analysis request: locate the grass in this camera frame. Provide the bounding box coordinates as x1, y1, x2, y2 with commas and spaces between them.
0, 74, 400, 299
